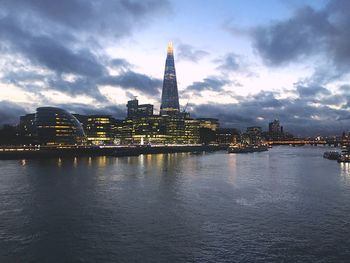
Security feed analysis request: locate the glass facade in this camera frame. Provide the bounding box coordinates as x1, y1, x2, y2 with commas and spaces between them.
184, 119, 200, 144
160, 42, 180, 116
127, 99, 153, 118
36, 107, 86, 145
85, 115, 115, 145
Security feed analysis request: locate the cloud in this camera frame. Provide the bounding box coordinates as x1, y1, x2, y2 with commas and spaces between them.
2, 0, 170, 37
99, 71, 162, 96
57, 103, 126, 120
251, 0, 350, 77
176, 44, 209, 62
186, 77, 230, 93
215, 53, 241, 72
48, 76, 107, 102
0, 15, 105, 78
110, 58, 132, 70
0, 101, 28, 125
295, 83, 331, 98
190, 88, 350, 136
0, 0, 170, 107
251, 6, 333, 66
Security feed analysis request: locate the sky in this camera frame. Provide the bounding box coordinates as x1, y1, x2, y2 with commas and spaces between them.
0, 0, 350, 136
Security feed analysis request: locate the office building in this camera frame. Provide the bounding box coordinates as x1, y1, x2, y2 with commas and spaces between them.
36, 107, 86, 145
19, 113, 36, 144
127, 99, 154, 119
85, 115, 116, 145
160, 42, 180, 116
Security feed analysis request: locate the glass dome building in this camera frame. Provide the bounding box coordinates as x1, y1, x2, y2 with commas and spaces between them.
36, 107, 86, 145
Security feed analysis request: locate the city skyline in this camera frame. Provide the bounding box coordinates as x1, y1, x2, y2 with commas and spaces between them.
0, 0, 350, 136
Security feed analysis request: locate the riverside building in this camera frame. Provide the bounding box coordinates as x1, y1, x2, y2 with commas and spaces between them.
85, 115, 116, 145
35, 107, 86, 145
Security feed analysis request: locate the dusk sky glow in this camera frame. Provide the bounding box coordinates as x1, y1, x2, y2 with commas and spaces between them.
1, 0, 350, 136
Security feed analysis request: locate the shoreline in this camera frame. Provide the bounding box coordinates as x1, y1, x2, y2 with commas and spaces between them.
0, 145, 226, 160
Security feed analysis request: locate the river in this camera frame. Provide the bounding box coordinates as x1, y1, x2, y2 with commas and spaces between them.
1, 146, 350, 262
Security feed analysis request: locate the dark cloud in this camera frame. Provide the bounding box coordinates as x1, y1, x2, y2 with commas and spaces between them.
339, 85, 350, 94
251, 0, 350, 76
48, 76, 107, 102
252, 6, 333, 66
190, 89, 350, 136
99, 71, 162, 96
0, 15, 104, 77
215, 53, 241, 72
110, 58, 132, 70
57, 103, 126, 120
2, 0, 170, 37
177, 44, 209, 62
0, 101, 28, 125
186, 77, 230, 93
296, 83, 331, 98
0, 0, 170, 107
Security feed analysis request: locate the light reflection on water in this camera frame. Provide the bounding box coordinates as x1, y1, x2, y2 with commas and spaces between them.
1, 147, 350, 262
340, 162, 350, 179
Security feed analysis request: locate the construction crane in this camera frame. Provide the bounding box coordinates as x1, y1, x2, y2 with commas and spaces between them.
182, 100, 189, 113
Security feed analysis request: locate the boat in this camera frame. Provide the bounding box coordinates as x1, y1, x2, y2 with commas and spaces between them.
323, 151, 340, 160
337, 147, 350, 163
228, 144, 268, 154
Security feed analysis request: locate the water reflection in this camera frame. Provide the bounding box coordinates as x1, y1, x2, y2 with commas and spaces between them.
3, 147, 350, 263
227, 154, 237, 184
340, 162, 350, 179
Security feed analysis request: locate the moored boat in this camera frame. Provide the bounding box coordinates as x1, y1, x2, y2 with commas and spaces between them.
323, 151, 340, 160
228, 144, 268, 154
337, 148, 350, 163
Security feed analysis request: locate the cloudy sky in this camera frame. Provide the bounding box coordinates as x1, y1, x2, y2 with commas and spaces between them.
1, 0, 350, 136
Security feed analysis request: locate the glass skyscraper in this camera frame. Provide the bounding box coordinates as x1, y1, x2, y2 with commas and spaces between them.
160, 42, 180, 116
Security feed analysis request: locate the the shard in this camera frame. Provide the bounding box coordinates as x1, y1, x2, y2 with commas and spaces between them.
160, 42, 180, 116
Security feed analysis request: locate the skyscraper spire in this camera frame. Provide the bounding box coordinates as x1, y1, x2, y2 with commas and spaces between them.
160, 41, 180, 116
167, 41, 173, 55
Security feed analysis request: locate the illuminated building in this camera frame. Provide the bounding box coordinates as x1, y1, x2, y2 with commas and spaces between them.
163, 115, 185, 143
19, 113, 36, 144
73, 114, 89, 130
85, 115, 116, 145
216, 128, 240, 145
36, 107, 86, 145
113, 42, 198, 145
268, 119, 284, 140
243, 126, 263, 145
269, 120, 281, 133
116, 114, 169, 145
197, 118, 219, 131
160, 42, 180, 116
197, 118, 219, 145
127, 99, 153, 118
184, 119, 200, 144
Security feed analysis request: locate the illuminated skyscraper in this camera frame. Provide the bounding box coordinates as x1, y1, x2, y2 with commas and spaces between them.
160, 42, 180, 116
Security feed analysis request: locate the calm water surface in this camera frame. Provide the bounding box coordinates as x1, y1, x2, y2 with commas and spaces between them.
1, 146, 350, 262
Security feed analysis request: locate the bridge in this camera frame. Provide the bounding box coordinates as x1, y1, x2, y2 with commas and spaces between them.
268, 139, 350, 146
267, 140, 327, 146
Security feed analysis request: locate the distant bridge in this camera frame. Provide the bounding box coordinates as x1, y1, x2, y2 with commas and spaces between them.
268, 139, 350, 146
267, 140, 327, 146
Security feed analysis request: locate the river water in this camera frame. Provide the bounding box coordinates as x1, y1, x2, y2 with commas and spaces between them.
1, 146, 350, 262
